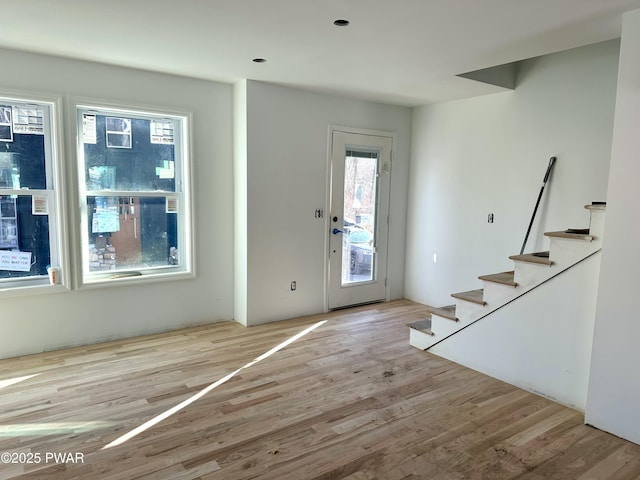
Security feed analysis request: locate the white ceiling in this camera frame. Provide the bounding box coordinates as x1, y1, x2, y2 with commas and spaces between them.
3, 0, 640, 107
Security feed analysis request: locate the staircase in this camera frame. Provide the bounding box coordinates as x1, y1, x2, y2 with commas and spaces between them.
409, 203, 605, 352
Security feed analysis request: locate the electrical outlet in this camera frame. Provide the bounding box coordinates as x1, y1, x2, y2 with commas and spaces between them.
290, 281, 297, 291
488, 213, 494, 223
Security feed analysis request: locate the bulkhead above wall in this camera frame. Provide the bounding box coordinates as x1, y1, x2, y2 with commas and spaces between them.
457, 61, 517, 90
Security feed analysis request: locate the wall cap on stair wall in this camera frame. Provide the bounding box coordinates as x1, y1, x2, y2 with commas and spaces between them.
585, 203, 606, 211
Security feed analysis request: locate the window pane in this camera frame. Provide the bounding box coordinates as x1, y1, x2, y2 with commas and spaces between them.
0, 105, 47, 190
78, 105, 188, 283
87, 196, 178, 272
341, 151, 378, 285
0, 97, 57, 291
0, 195, 50, 280
82, 113, 176, 192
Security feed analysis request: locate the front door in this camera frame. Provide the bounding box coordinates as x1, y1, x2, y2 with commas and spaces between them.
328, 129, 392, 309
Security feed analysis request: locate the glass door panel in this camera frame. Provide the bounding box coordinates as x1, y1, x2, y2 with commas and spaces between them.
341, 150, 378, 285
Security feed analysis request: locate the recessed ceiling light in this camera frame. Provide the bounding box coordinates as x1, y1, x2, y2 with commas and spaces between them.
333, 19, 350, 26
252, 58, 266, 63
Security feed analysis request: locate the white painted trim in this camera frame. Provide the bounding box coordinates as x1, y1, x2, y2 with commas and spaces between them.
0, 90, 71, 297
67, 96, 196, 290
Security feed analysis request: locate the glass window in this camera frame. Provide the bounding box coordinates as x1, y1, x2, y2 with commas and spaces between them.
76, 106, 192, 284
0, 97, 63, 291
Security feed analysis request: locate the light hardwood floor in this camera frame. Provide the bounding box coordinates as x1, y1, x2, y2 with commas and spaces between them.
1, 300, 639, 479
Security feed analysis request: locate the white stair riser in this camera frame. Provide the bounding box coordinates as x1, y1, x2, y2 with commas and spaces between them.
481, 281, 520, 307
589, 211, 606, 238
513, 261, 555, 287
429, 313, 462, 337
410, 328, 437, 350
548, 237, 601, 265
454, 300, 490, 323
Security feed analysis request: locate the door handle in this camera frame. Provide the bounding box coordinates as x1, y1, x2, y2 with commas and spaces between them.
332, 228, 342, 235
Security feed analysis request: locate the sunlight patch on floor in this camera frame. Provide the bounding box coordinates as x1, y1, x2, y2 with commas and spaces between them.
103, 320, 328, 449
0, 374, 39, 390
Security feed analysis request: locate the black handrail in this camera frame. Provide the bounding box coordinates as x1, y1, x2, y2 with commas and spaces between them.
424, 248, 602, 351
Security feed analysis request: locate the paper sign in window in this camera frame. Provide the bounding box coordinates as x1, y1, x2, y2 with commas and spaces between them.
92, 197, 120, 233
32, 195, 49, 215
82, 114, 97, 144
166, 196, 178, 213
156, 160, 175, 179
13, 106, 44, 135
0, 106, 13, 142
0, 250, 32, 272
150, 121, 175, 145
106, 117, 132, 148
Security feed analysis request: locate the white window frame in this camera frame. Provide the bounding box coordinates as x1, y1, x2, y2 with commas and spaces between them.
0, 93, 68, 297
73, 101, 194, 288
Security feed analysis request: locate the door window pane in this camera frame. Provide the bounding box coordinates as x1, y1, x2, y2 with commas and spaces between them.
341, 150, 378, 285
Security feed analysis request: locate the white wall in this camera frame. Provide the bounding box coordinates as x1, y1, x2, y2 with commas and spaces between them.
586, 9, 640, 445
0, 49, 235, 358
243, 81, 411, 325
432, 251, 602, 411
405, 40, 619, 307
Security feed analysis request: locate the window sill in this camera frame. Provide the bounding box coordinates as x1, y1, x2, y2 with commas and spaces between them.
78, 268, 195, 290
0, 280, 70, 299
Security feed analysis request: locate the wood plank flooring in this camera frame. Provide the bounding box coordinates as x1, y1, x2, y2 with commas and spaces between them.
0, 299, 639, 479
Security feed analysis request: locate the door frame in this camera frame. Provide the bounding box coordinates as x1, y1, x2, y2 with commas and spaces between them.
324, 125, 395, 312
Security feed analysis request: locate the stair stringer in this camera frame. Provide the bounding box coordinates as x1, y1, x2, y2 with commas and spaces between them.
428, 250, 602, 411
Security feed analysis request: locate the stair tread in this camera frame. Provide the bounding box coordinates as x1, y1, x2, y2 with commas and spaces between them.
509, 252, 553, 266
451, 289, 486, 305
425, 304, 458, 321
408, 319, 434, 336
478, 271, 517, 287
544, 230, 594, 241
